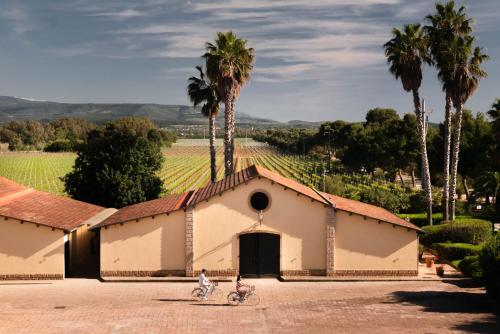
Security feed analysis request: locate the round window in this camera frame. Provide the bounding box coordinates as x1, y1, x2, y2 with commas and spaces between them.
250, 192, 269, 211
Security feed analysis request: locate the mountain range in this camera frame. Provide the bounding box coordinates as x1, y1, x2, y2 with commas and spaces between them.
0, 96, 318, 127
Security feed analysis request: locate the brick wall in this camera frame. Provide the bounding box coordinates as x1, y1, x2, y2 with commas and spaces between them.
326, 207, 336, 276
185, 208, 194, 277
0, 274, 63, 280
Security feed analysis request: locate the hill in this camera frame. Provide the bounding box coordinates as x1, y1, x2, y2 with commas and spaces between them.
0, 96, 291, 127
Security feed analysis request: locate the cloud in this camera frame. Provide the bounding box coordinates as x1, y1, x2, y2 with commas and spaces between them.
191, 0, 400, 11
3, 5, 32, 35
92, 9, 149, 19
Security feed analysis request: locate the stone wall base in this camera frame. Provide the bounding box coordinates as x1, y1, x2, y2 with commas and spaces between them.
334, 270, 418, 277
281, 269, 326, 276
0, 274, 64, 280
193, 269, 238, 277
101, 270, 186, 277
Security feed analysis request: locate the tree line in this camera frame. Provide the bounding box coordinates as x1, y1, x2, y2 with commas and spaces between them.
0, 117, 176, 151
254, 102, 499, 218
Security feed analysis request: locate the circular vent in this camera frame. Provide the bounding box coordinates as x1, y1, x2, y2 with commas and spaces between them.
250, 192, 270, 211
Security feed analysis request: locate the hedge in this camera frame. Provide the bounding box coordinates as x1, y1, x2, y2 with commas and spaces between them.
432, 243, 482, 261
400, 213, 471, 227
420, 219, 492, 245
458, 255, 483, 282
479, 234, 500, 299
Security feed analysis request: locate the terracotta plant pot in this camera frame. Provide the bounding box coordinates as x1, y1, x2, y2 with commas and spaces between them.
425, 257, 435, 268
436, 266, 445, 277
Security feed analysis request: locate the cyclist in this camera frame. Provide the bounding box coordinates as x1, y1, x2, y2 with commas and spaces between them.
198, 269, 211, 300
236, 275, 251, 302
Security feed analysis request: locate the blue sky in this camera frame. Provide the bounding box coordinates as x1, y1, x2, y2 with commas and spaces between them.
0, 0, 498, 122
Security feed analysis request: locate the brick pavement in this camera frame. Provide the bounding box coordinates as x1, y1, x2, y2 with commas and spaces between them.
0, 278, 498, 333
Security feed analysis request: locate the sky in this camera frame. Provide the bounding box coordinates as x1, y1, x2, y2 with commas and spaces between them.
0, 0, 499, 123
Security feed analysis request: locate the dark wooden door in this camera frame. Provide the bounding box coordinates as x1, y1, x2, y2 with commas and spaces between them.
239, 233, 280, 277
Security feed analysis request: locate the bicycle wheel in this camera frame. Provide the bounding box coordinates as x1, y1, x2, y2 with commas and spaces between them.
247, 294, 260, 306
191, 288, 204, 301
227, 292, 240, 306
211, 287, 223, 300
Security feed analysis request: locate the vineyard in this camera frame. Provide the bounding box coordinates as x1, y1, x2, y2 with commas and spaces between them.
0, 139, 405, 196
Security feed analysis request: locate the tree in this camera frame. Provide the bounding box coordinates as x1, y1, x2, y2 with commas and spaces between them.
446, 37, 488, 220
384, 23, 434, 225
63, 120, 164, 208
204, 31, 255, 176
425, 0, 472, 221
187, 66, 220, 183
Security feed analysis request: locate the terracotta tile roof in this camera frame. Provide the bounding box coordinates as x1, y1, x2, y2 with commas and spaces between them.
187, 165, 328, 206
0, 190, 105, 232
0, 176, 27, 198
93, 192, 191, 228
320, 192, 422, 232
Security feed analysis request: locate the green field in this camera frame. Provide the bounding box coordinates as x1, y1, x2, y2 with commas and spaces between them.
0, 139, 399, 196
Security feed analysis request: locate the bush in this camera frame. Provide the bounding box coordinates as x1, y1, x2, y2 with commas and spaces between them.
432, 243, 482, 261
458, 255, 483, 282
44, 140, 74, 152
479, 234, 500, 299
358, 186, 410, 213
420, 219, 492, 245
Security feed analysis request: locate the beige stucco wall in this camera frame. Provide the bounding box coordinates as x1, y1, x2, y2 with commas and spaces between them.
100, 210, 185, 272
193, 178, 327, 272
0, 217, 65, 276
334, 211, 418, 271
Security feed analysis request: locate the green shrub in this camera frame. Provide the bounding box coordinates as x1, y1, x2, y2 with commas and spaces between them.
458, 255, 483, 282
420, 219, 492, 245
432, 243, 482, 261
44, 140, 74, 152
358, 187, 410, 213
479, 234, 500, 299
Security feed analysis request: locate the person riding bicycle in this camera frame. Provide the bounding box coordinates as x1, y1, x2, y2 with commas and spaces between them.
198, 269, 211, 300
236, 275, 251, 301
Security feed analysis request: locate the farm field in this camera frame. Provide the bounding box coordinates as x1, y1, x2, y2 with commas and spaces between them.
0, 139, 401, 196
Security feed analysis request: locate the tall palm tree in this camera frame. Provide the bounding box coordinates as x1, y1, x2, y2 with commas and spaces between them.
203, 31, 255, 176
384, 24, 434, 225
425, 0, 472, 221
187, 66, 220, 183
447, 38, 488, 220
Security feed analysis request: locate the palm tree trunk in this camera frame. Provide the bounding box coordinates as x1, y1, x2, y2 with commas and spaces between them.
209, 114, 217, 183
442, 95, 452, 221
413, 89, 433, 225
449, 102, 465, 221
223, 98, 235, 176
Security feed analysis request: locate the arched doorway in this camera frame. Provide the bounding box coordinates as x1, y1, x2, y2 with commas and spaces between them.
239, 233, 280, 277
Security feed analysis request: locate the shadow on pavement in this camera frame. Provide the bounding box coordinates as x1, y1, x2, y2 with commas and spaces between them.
153, 298, 194, 302
190, 303, 232, 307
389, 290, 500, 334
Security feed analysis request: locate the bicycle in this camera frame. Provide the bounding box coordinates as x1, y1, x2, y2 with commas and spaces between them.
191, 282, 223, 301
227, 285, 260, 306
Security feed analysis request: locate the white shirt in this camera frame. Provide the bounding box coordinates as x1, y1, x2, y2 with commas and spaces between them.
199, 273, 210, 286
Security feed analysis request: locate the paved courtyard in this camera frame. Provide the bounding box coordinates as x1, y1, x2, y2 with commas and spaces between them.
0, 278, 499, 333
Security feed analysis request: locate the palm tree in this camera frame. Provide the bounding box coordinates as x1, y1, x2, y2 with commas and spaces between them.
425, 0, 472, 221
187, 66, 220, 183
447, 38, 488, 220
203, 31, 255, 176
384, 24, 434, 225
